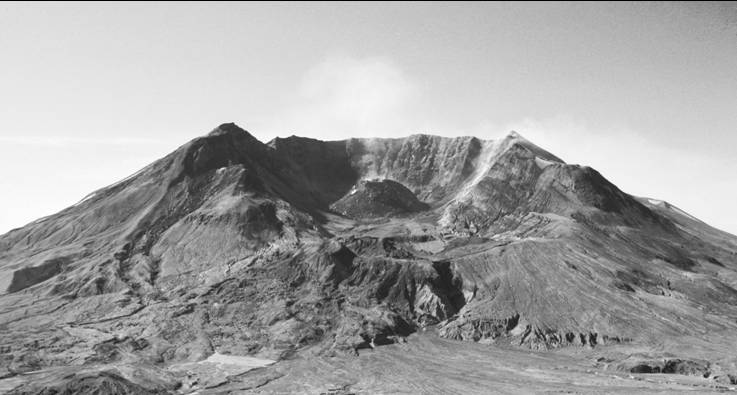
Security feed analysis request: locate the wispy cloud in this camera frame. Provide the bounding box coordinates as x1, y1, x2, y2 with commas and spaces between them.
266, 55, 417, 139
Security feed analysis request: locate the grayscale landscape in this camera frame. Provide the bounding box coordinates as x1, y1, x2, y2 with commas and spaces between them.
2, 123, 737, 393
1, 2, 736, 394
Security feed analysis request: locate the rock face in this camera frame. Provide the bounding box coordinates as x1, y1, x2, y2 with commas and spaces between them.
330, 179, 429, 218
2, 123, 737, 393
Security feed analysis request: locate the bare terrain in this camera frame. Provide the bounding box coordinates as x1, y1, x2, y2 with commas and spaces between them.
1, 123, 737, 394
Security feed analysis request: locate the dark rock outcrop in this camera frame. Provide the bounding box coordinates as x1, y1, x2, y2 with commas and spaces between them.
2, 123, 737, 393
330, 179, 429, 218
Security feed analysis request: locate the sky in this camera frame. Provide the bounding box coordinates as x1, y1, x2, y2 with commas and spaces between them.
1, 2, 736, 235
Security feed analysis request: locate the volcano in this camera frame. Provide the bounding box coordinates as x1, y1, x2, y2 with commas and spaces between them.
2, 123, 737, 393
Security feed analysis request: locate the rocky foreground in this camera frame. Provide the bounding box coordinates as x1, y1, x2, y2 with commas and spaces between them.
1, 123, 737, 393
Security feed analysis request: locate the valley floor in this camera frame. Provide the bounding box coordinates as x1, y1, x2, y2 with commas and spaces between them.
198, 332, 734, 394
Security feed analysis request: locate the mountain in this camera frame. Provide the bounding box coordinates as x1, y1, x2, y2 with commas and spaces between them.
2, 123, 737, 393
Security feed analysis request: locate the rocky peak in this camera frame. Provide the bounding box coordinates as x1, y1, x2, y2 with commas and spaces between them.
207, 122, 252, 137
499, 130, 565, 164
2, 122, 737, 394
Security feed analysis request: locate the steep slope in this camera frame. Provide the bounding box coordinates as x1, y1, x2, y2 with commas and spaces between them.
2, 123, 737, 393
330, 179, 430, 218
0, 124, 312, 296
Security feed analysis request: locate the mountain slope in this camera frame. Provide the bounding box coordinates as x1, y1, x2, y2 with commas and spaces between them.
2, 123, 737, 393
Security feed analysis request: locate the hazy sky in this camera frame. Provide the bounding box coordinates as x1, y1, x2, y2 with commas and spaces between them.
1, 2, 736, 235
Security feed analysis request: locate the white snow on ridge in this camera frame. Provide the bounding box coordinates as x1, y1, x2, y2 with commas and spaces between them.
454, 139, 505, 202
73, 192, 97, 207
534, 157, 555, 169
454, 133, 533, 202
671, 205, 700, 222
643, 197, 701, 222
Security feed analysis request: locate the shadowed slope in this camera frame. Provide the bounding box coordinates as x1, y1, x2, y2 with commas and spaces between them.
2, 123, 737, 393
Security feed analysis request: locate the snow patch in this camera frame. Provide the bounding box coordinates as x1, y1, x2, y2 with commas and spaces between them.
453, 139, 505, 202
168, 352, 276, 391
534, 157, 555, 169
645, 197, 700, 222
204, 352, 275, 369
671, 205, 699, 222
439, 138, 512, 228
73, 192, 97, 207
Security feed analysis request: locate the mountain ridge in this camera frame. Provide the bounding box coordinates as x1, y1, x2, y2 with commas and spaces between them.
2, 122, 737, 393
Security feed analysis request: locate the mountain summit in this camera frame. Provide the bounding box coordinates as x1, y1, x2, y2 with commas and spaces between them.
2, 123, 736, 393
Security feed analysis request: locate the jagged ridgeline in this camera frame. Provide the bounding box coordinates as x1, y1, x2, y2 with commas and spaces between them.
2, 123, 737, 392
